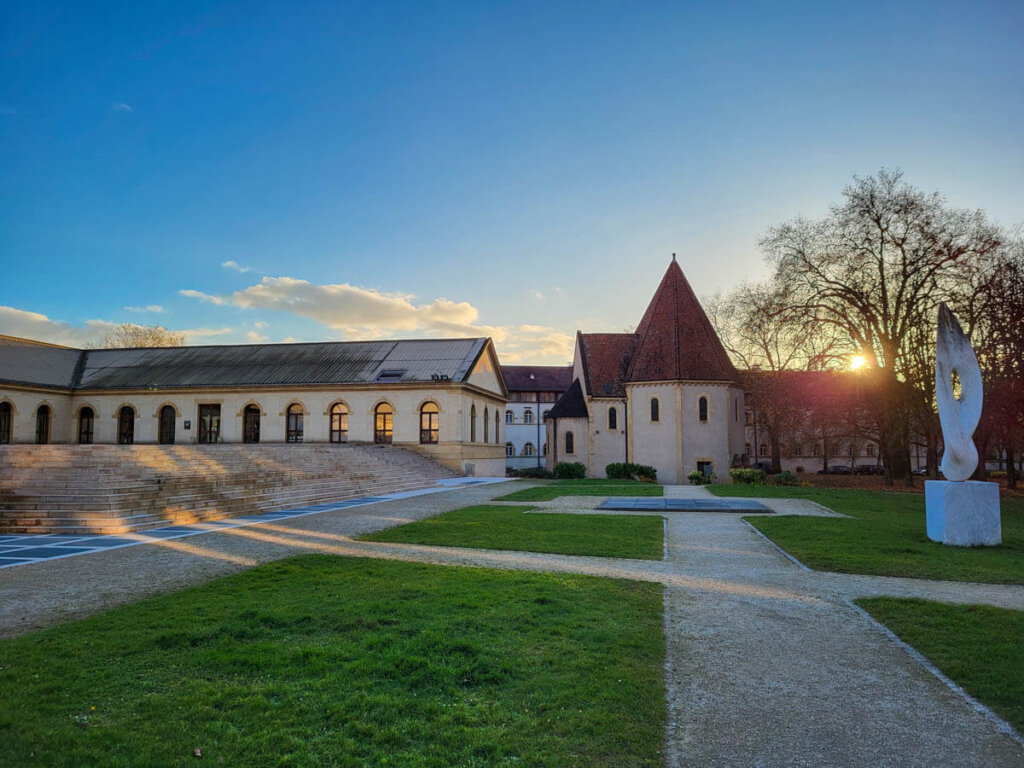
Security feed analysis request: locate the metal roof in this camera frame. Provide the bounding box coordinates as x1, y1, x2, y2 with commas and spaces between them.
0, 335, 490, 391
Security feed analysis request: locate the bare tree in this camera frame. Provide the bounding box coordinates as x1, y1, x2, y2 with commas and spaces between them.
101, 323, 186, 348
761, 169, 1003, 485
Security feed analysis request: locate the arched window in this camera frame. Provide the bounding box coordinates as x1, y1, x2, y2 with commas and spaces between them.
484, 407, 489, 443
0, 402, 12, 444
36, 405, 50, 445
470, 404, 477, 442
650, 398, 660, 422
524, 410, 534, 425
506, 442, 514, 457
286, 404, 304, 443
523, 442, 535, 457
542, 410, 551, 421
374, 402, 393, 444
117, 406, 135, 445
735, 397, 740, 423
505, 409, 514, 424
78, 407, 94, 444
542, 442, 548, 456
758, 443, 767, 457
699, 396, 708, 423
608, 407, 617, 430
243, 405, 260, 444
565, 431, 575, 454
420, 402, 439, 444
494, 411, 500, 443
330, 403, 348, 443
159, 405, 176, 444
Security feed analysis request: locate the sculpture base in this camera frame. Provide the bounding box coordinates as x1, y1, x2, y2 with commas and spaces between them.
925, 481, 1001, 546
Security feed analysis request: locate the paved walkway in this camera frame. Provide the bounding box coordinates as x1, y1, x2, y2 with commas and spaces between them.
0, 483, 1021, 766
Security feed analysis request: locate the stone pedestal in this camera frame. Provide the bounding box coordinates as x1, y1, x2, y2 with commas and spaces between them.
925, 480, 1001, 546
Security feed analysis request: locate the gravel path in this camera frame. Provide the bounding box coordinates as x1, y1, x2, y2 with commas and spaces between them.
1, 482, 1021, 766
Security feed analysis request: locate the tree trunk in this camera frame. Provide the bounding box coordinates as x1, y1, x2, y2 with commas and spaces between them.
768, 420, 783, 475
1006, 447, 1018, 489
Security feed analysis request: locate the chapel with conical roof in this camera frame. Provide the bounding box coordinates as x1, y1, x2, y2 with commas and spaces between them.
545, 256, 746, 483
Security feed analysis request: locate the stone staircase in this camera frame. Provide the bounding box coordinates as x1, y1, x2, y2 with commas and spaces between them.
0, 444, 458, 535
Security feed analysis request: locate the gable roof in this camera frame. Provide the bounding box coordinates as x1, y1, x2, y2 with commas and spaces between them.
578, 332, 637, 397
0, 335, 494, 392
546, 378, 589, 419
626, 258, 738, 384
501, 365, 572, 392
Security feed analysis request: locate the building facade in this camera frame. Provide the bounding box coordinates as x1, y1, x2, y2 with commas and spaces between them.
0, 335, 508, 477
545, 258, 746, 483
500, 365, 572, 472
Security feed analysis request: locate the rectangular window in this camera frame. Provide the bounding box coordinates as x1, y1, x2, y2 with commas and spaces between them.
697, 461, 713, 478
198, 404, 221, 444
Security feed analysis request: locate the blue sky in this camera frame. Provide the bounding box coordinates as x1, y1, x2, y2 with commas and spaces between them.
2, 1, 1022, 363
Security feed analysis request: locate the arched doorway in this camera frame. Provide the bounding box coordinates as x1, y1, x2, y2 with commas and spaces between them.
374, 403, 393, 444
78, 407, 95, 444
35, 405, 50, 444
243, 405, 260, 444
159, 405, 176, 444
118, 406, 135, 444
0, 402, 13, 444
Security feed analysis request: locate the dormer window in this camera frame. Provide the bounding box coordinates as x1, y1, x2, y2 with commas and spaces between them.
376, 369, 407, 382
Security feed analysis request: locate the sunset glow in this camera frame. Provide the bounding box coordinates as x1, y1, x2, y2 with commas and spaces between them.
850, 355, 867, 370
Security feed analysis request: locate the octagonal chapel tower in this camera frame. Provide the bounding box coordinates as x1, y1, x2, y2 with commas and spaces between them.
546, 257, 745, 484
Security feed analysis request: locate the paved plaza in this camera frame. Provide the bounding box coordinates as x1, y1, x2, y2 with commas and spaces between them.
0, 482, 1021, 766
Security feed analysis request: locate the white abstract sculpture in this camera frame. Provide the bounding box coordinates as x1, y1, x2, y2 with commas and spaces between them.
926, 303, 1001, 546
935, 303, 983, 482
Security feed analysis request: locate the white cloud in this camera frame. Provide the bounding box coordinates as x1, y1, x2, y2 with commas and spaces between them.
531, 290, 545, 301
246, 330, 269, 343
112, 102, 133, 113
221, 260, 251, 273
254, 320, 268, 329
0, 306, 232, 348
179, 275, 575, 364
178, 289, 226, 305
124, 305, 165, 313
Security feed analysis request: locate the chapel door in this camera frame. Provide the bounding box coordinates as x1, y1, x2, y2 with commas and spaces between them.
198, 404, 221, 444
243, 406, 260, 443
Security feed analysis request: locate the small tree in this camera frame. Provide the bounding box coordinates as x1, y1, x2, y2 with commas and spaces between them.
101, 323, 186, 348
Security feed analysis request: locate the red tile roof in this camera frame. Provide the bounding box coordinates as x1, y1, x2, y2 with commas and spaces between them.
626, 259, 738, 384
579, 332, 637, 397
501, 365, 572, 392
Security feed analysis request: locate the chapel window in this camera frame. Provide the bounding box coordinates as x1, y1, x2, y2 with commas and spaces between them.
420, 402, 439, 444
470, 404, 477, 442
565, 431, 575, 454
650, 398, 660, 422
608, 407, 617, 430
118, 406, 135, 444
699, 397, 708, 423
286, 404, 304, 443
494, 411, 500, 443
484, 407, 489, 443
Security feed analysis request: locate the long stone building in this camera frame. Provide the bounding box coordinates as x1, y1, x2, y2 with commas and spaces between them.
0, 335, 507, 477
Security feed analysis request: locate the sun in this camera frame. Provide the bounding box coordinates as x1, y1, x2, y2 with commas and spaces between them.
850, 355, 867, 370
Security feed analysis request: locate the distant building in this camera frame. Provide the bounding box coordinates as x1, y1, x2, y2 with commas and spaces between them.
545, 258, 746, 483
500, 365, 572, 472
0, 335, 508, 477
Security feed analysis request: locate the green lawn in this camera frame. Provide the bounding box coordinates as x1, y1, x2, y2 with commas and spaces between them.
0, 556, 665, 767
708, 485, 1024, 583
857, 597, 1024, 733
497, 479, 664, 502
360, 504, 664, 559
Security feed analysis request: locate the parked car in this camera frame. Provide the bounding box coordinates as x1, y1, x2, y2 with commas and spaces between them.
912, 467, 928, 476
854, 464, 884, 475
817, 465, 853, 475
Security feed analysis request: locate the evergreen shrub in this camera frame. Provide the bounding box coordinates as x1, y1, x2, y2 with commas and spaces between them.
688, 470, 715, 485
516, 467, 553, 479
729, 468, 766, 485
553, 462, 587, 479
606, 463, 659, 482
771, 470, 798, 486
